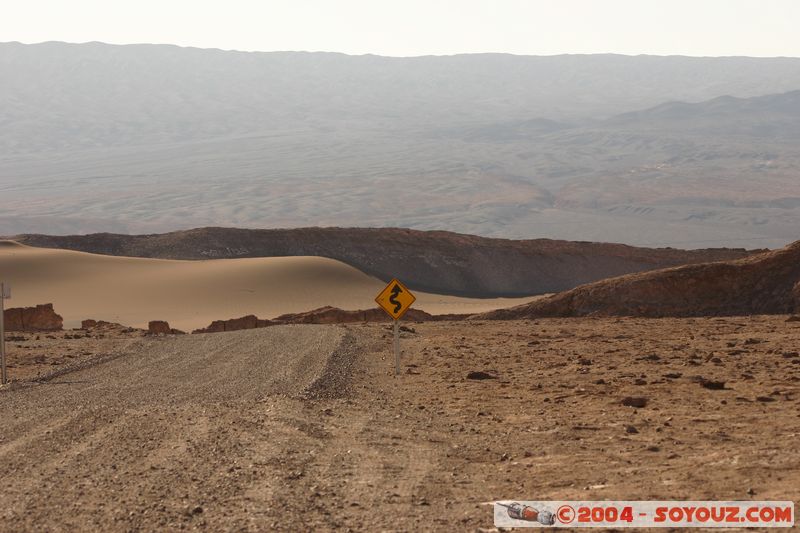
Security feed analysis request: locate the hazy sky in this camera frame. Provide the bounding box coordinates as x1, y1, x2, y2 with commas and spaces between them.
3, 0, 799, 57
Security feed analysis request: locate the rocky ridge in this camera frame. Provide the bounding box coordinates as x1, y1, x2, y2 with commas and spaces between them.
477, 240, 800, 319
13, 228, 754, 297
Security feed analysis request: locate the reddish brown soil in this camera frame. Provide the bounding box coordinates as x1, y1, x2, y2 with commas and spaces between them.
0, 316, 798, 531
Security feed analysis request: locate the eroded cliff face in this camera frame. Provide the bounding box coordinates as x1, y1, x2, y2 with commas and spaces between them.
478, 240, 800, 319
3, 303, 63, 331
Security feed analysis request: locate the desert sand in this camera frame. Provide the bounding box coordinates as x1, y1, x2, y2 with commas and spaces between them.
0, 241, 536, 330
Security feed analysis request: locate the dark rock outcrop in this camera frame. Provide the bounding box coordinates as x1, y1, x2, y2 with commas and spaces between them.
148, 320, 171, 335
3, 303, 63, 331
147, 320, 185, 335
81, 319, 140, 331
192, 315, 275, 334
273, 306, 435, 324
191, 306, 464, 334
477, 240, 800, 319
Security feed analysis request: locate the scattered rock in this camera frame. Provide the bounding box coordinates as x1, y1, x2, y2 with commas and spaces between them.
466, 371, 497, 380
625, 425, 639, 434
274, 306, 435, 324
80, 319, 128, 330
786, 315, 800, 322
755, 396, 776, 402
697, 378, 726, 390
663, 372, 682, 379
621, 396, 648, 408
193, 305, 445, 332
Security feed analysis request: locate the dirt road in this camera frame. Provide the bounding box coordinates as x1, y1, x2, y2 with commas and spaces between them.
1, 318, 799, 531
0, 326, 357, 531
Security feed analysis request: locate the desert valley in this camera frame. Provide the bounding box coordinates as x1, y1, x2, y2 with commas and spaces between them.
1, 229, 799, 531
2, 15, 800, 531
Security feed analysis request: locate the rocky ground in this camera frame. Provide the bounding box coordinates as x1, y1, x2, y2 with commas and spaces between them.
0, 316, 798, 531
0, 322, 143, 381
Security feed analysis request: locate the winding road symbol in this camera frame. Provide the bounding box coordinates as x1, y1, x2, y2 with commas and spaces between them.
388, 284, 403, 314
375, 278, 416, 320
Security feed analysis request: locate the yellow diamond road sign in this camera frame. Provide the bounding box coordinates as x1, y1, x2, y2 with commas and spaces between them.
375, 278, 416, 320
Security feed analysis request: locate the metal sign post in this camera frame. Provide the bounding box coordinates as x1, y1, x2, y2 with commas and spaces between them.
0, 282, 8, 385
393, 319, 400, 375
375, 278, 416, 376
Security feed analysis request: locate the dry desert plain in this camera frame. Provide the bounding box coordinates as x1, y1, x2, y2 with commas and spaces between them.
0, 315, 798, 531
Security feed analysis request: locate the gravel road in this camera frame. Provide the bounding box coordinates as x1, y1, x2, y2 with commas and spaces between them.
0, 325, 352, 531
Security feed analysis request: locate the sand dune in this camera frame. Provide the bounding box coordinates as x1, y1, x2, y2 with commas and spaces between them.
0, 241, 535, 330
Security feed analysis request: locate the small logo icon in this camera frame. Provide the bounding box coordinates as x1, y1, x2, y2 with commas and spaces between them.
498, 502, 556, 525
557, 504, 576, 524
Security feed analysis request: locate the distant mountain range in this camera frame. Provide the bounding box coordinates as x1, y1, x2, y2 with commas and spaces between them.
609, 90, 800, 136
1, 42, 799, 247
